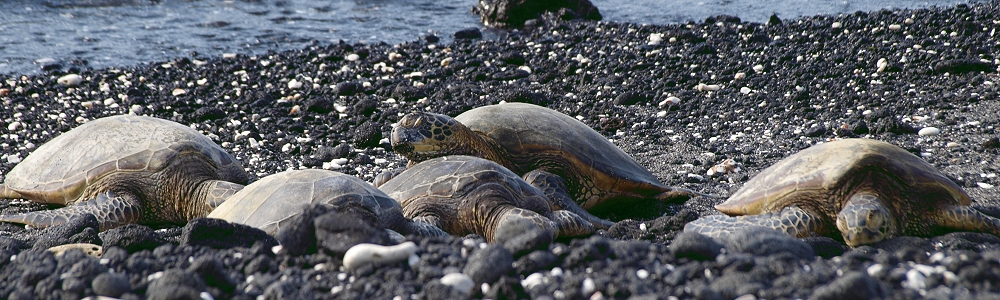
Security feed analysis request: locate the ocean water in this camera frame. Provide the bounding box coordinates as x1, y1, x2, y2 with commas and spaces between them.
0, 0, 988, 76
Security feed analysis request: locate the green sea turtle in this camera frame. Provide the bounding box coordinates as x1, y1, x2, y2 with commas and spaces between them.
684, 138, 1000, 247
0, 115, 248, 231
207, 169, 448, 237
388, 102, 707, 221
377, 155, 598, 242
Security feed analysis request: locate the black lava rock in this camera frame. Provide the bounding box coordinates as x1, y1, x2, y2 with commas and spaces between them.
181, 218, 278, 249
31, 214, 100, 251
464, 244, 514, 285
333, 81, 364, 96
146, 269, 208, 300
454, 28, 483, 39
474, 0, 601, 28
194, 106, 226, 122
494, 218, 553, 257
353, 121, 383, 148
304, 97, 334, 114
723, 227, 815, 259
810, 271, 889, 300
670, 231, 724, 261
275, 205, 331, 255
314, 207, 393, 257
92, 272, 131, 298
99, 224, 167, 253
933, 59, 996, 74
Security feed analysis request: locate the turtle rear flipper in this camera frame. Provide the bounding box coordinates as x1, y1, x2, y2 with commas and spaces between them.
0, 191, 141, 231
684, 206, 825, 239
936, 205, 1000, 237
523, 170, 614, 229
1, 184, 22, 199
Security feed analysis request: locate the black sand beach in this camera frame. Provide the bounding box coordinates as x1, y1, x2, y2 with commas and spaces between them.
2, 2, 1000, 299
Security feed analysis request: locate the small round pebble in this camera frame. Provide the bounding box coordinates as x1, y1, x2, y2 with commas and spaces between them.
440, 273, 475, 295
57, 74, 83, 86
918, 127, 940, 136
342, 241, 418, 270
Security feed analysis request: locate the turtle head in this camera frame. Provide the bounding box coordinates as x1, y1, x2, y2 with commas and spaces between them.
391, 112, 475, 162
836, 193, 899, 247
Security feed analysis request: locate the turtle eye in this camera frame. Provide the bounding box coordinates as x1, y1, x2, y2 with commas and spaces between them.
412, 116, 424, 127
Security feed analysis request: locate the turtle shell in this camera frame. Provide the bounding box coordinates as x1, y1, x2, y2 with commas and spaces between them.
207, 169, 400, 235
3, 115, 247, 204
378, 155, 550, 223
716, 138, 970, 216
453, 102, 667, 208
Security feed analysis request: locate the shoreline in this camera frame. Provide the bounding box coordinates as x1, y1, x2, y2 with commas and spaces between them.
3, 2, 1000, 299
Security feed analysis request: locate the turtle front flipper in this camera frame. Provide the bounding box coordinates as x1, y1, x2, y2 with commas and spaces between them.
203, 180, 245, 208
492, 207, 557, 242
551, 210, 595, 238
524, 170, 614, 229
1, 184, 22, 199
935, 205, 1000, 238
0, 191, 141, 231
684, 206, 825, 240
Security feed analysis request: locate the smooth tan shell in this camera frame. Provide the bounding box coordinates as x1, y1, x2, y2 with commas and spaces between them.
208, 169, 400, 235
715, 138, 970, 215
4, 115, 245, 204
454, 102, 667, 208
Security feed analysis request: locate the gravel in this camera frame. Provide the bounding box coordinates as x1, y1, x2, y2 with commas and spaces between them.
3, 2, 1000, 299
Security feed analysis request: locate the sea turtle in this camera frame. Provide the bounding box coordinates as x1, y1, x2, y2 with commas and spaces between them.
207, 169, 448, 237
684, 138, 1000, 247
377, 155, 598, 242
388, 102, 707, 220
0, 115, 249, 231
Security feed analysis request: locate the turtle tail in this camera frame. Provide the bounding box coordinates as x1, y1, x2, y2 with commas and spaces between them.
0, 191, 142, 231
655, 187, 720, 203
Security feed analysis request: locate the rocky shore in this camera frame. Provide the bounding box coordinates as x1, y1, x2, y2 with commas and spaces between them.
2, 2, 1000, 299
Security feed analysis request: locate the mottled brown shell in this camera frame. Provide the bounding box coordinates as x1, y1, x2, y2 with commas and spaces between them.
716, 138, 970, 216
3, 115, 246, 204
454, 103, 667, 208
207, 169, 401, 235
379, 155, 546, 208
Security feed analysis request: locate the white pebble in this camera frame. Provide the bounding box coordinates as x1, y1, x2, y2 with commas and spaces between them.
440, 273, 475, 295
342, 242, 418, 270
831, 22, 842, 29
57, 74, 83, 86
288, 79, 303, 89
877, 58, 888, 72
222, 53, 237, 59
346, 53, 360, 61
978, 182, 994, 189
917, 127, 940, 136
695, 83, 721, 91
636, 269, 649, 279
946, 142, 960, 148
6, 154, 21, 164
867, 264, 886, 277
521, 273, 544, 290
903, 269, 927, 290
734, 295, 758, 300
888, 24, 902, 30
333, 158, 349, 165
740, 87, 751, 94
752, 64, 765, 73
172, 88, 186, 96
658, 96, 681, 107
7, 121, 21, 132
582, 278, 596, 295
734, 72, 745, 80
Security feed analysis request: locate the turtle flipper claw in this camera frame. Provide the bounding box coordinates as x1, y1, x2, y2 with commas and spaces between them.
0, 191, 141, 231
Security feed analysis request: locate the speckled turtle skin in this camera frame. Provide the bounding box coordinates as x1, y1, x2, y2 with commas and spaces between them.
207, 169, 447, 237
377, 155, 597, 242
0, 115, 249, 231
390, 102, 706, 216
685, 138, 1000, 247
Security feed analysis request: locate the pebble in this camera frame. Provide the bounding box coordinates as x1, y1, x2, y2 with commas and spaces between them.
658, 96, 681, 107
47, 243, 102, 257
877, 58, 888, 72
57, 74, 83, 86
888, 24, 902, 30
918, 127, 940, 136
582, 277, 596, 295
346, 53, 360, 61
7, 121, 21, 131
288, 79, 303, 89
172, 88, 186, 96
977, 182, 994, 189
832, 22, 842, 28
440, 273, 475, 295
695, 83, 721, 91
342, 241, 418, 270
752, 64, 765, 73
740, 86, 751, 94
